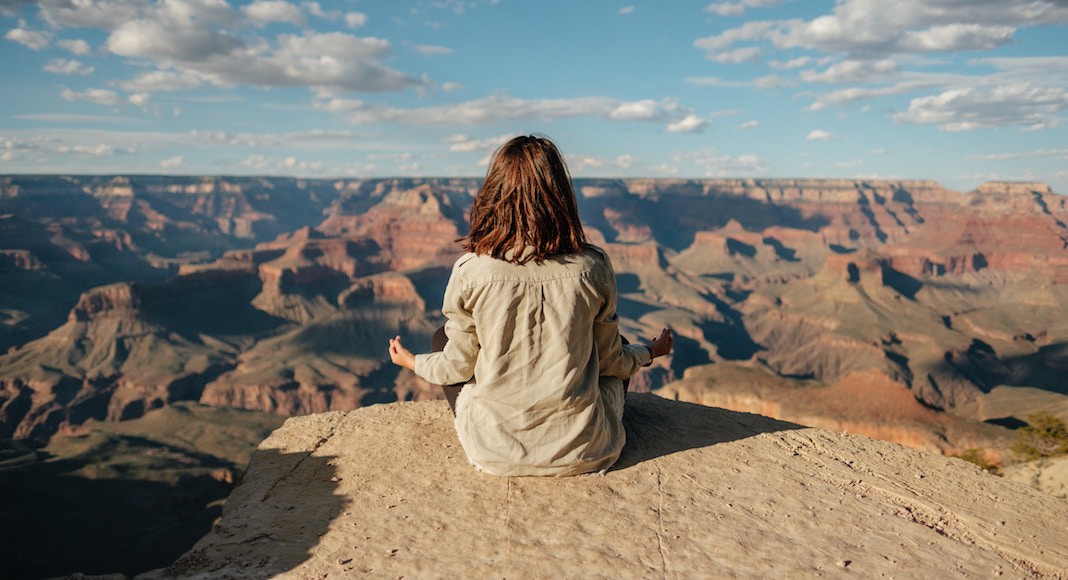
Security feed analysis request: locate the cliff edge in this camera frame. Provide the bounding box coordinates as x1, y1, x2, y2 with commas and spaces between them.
148, 394, 1068, 578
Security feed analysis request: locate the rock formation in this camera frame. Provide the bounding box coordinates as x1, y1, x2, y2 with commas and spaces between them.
147, 395, 1068, 579
3, 176, 1068, 462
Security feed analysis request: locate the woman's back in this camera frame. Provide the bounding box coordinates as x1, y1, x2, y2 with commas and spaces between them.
417, 247, 639, 476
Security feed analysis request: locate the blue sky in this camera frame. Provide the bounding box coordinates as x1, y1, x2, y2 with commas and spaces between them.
2, 0, 1067, 193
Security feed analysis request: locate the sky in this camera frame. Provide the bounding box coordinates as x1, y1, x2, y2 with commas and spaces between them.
2, 0, 1067, 193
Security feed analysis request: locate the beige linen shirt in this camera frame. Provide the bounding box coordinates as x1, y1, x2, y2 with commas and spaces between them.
414, 246, 651, 476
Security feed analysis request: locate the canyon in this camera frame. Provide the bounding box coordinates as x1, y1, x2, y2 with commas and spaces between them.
2, 175, 1066, 452
1, 174, 1067, 574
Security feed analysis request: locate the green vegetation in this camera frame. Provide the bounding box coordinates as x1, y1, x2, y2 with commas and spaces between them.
953, 448, 1001, 475
1012, 412, 1068, 461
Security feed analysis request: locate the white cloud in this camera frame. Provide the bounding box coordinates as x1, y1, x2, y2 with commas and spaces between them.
443, 133, 511, 153
805, 79, 942, 111
55, 143, 118, 156
674, 148, 769, 175
121, 70, 203, 92
242, 0, 305, 26
769, 56, 810, 69
618, 6, 635, 15
40, 0, 151, 30
303, 2, 339, 19
609, 99, 662, 121
738, 119, 759, 130
899, 23, 1015, 52
61, 87, 121, 106
107, 22, 426, 93
58, 38, 92, 55
893, 83, 1068, 131
568, 154, 635, 174
870, 147, 888, 155
686, 76, 751, 88
344, 11, 368, 28
128, 92, 150, 107
5, 24, 50, 50
315, 95, 696, 128
969, 148, 1068, 161
33, 0, 414, 94
805, 129, 833, 141
667, 114, 708, 133
413, 44, 452, 56
695, 0, 1068, 59
708, 46, 761, 63
705, 0, 779, 17
799, 59, 900, 84
241, 154, 323, 173
43, 59, 95, 76
752, 74, 790, 89
441, 82, 464, 92
160, 154, 184, 168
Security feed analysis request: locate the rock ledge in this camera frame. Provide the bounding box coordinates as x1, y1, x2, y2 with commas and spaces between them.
148, 394, 1068, 579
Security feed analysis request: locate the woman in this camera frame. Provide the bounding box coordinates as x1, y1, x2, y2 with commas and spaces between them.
388, 134, 673, 476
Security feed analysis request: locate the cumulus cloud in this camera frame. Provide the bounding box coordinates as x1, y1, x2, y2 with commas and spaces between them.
58, 38, 92, 55
694, 0, 1068, 59
61, 87, 121, 106
893, 83, 1068, 131
303, 2, 339, 19
242, 0, 305, 26
667, 114, 709, 133
36, 0, 420, 95
799, 59, 899, 84
344, 11, 368, 28
121, 70, 203, 92
43, 59, 95, 76
805, 129, 833, 141
443, 133, 511, 153
5, 24, 50, 50
441, 82, 464, 92
107, 22, 426, 93
805, 79, 942, 111
40, 0, 150, 30
128, 92, 150, 107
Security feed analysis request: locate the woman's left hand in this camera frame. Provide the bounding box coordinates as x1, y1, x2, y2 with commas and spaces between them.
389, 335, 416, 371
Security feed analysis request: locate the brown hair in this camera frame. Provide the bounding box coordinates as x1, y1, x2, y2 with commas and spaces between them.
463, 134, 588, 264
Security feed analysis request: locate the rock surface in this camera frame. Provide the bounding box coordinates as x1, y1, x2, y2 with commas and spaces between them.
150, 395, 1068, 579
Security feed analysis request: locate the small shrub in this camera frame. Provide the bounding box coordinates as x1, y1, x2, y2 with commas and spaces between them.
953, 448, 1000, 474
1012, 412, 1068, 461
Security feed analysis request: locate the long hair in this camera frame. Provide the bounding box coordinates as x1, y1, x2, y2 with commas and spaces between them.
463, 134, 588, 264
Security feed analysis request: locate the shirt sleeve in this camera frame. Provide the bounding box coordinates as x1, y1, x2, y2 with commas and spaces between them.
413, 257, 480, 386
592, 248, 652, 379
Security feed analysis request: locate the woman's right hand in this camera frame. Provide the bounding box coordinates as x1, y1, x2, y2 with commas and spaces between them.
647, 328, 674, 359
389, 335, 416, 371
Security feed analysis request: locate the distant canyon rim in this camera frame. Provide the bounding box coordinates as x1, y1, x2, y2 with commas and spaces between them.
1, 175, 1067, 462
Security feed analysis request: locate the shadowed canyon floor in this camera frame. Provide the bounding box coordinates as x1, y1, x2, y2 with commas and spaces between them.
149, 395, 1068, 579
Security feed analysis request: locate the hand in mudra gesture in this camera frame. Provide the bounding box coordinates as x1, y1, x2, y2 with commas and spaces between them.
647, 328, 674, 359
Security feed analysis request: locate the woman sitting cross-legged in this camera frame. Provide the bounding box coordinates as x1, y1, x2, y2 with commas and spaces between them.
388, 134, 673, 477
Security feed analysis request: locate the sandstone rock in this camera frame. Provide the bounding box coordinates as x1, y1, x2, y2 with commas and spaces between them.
148, 395, 1068, 579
